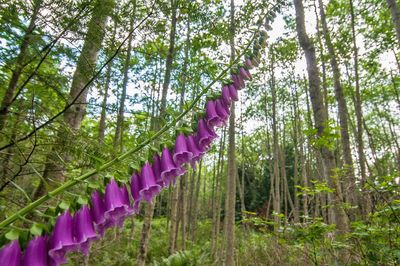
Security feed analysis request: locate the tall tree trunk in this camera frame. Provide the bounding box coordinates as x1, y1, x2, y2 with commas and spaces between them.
313, 1, 329, 118
305, 83, 328, 222
33, 0, 115, 199
0, 0, 43, 130
191, 160, 202, 241
291, 82, 300, 223
270, 50, 281, 229
387, 0, 400, 48
237, 98, 246, 221
349, 0, 371, 217
263, 90, 273, 221
295, 82, 309, 220
169, 12, 190, 253
178, 15, 191, 251
280, 137, 294, 220
224, 0, 236, 264
169, 176, 180, 253
98, 19, 117, 143
237, 101, 246, 225
187, 169, 195, 238
114, 8, 135, 149
390, 71, 400, 109
137, 0, 178, 264
318, 0, 358, 215
293, 0, 348, 234
212, 130, 226, 254
98, 64, 112, 142
159, 0, 178, 118
179, 175, 187, 250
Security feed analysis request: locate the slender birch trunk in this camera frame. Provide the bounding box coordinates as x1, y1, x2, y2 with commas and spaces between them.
137, 0, 178, 263
387, 0, 400, 48
269, 49, 281, 228
114, 5, 135, 150
293, 0, 348, 234
98, 19, 117, 142
224, 0, 236, 263
33, 0, 115, 199
318, 0, 358, 216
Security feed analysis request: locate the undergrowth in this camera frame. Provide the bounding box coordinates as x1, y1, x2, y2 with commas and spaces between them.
65, 204, 400, 266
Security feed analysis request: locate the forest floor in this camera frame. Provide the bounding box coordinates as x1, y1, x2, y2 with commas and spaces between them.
65, 215, 399, 265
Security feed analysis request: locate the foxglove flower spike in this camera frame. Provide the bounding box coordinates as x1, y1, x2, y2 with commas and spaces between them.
0, 240, 21, 266
173, 133, 193, 166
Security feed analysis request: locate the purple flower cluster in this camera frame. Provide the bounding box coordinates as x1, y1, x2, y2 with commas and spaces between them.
0, 50, 258, 266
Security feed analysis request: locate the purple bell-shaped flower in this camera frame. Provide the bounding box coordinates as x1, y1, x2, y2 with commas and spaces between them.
231, 74, 242, 90
152, 154, 165, 188
195, 118, 218, 149
0, 240, 21, 266
90, 191, 109, 236
205, 100, 223, 127
215, 99, 230, 124
139, 162, 161, 202
130, 172, 142, 212
239, 67, 251, 80
245, 68, 253, 80
220, 98, 231, 116
244, 58, 254, 69
49, 211, 77, 265
73, 205, 98, 256
104, 179, 134, 227
186, 134, 205, 168
228, 85, 239, 101
23, 236, 48, 266
118, 185, 135, 226
221, 85, 232, 106
161, 147, 181, 185
173, 133, 193, 166
232, 73, 245, 89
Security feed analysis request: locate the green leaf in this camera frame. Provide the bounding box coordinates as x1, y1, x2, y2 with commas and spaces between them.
128, 162, 140, 174
149, 145, 159, 154
5, 229, 19, 240
88, 182, 100, 189
30, 223, 45, 236
77, 196, 88, 205
58, 200, 70, 210
176, 126, 193, 135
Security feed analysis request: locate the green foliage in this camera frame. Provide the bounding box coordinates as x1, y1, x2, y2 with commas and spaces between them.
153, 250, 205, 266
296, 180, 334, 197
305, 119, 340, 151
293, 219, 336, 243
350, 221, 399, 263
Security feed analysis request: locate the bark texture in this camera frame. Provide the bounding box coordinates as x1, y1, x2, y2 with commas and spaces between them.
387, 0, 400, 48
159, 0, 178, 117
293, 0, 348, 233
349, 0, 371, 216
114, 10, 135, 149
33, 0, 115, 198
99, 19, 118, 142
224, 0, 236, 264
318, 0, 357, 213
